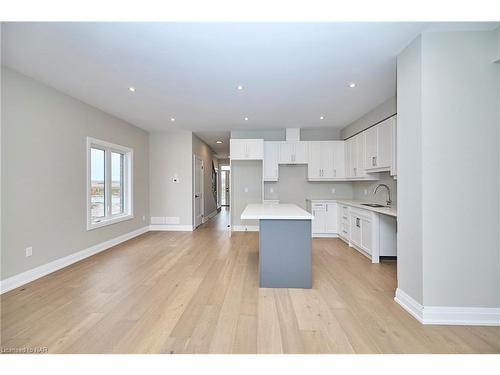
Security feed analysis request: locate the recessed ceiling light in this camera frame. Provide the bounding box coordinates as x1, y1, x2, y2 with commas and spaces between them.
170, 118, 175, 122
320, 116, 325, 120
237, 85, 244, 90
216, 140, 223, 144
128, 87, 136, 92
244, 117, 249, 121
348, 82, 356, 88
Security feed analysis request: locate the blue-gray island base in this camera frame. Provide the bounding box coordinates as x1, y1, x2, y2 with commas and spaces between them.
259, 219, 312, 289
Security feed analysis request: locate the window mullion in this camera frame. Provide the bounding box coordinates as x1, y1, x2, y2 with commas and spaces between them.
105, 148, 112, 219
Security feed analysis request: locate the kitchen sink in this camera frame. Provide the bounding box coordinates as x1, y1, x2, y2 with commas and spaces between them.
361, 203, 387, 208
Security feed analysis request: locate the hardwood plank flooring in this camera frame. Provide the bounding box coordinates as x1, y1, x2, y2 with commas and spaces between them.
1, 207, 499, 354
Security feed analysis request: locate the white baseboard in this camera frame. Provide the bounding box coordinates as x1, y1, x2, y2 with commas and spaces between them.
395, 288, 500, 326
312, 233, 339, 238
149, 224, 193, 231
202, 210, 218, 223
232, 225, 259, 232
0, 226, 149, 294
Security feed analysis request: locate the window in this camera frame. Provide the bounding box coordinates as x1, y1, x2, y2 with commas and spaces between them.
87, 137, 133, 230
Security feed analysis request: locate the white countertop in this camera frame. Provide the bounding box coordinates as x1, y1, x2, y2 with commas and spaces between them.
306, 198, 397, 218
241, 203, 314, 220
337, 199, 397, 218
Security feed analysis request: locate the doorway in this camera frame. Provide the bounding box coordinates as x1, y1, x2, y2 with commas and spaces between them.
193, 155, 204, 229
220, 165, 230, 207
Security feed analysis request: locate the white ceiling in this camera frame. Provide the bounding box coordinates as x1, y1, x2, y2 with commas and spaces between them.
2, 22, 498, 156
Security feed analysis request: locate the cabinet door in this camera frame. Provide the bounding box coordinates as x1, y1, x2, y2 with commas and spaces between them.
278, 142, 293, 163
325, 203, 338, 233
293, 142, 308, 164
377, 118, 393, 169
312, 206, 326, 234
361, 217, 372, 254
308, 142, 322, 179
391, 117, 397, 177
355, 133, 368, 177
346, 137, 357, 177
263, 142, 279, 181
245, 139, 264, 159
230, 139, 246, 160
350, 214, 361, 246
364, 127, 378, 169
332, 141, 345, 178
320, 142, 335, 179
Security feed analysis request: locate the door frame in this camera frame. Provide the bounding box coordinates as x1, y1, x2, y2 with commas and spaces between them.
193, 155, 204, 229
221, 168, 230, 206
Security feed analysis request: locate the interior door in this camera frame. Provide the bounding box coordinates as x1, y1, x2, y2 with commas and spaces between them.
194, 156, 203, 228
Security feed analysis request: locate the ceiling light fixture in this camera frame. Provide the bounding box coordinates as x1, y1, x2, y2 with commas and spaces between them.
128, 87, 136, 92
216, 140, 223, 144
237, 85, 244, 90
244, 117, 249, 121
348, 82, 356, 88
320, 116, 325, 120
170, 118, 175, 122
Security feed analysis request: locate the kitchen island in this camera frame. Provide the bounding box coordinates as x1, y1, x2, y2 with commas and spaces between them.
240, 203, 314, 289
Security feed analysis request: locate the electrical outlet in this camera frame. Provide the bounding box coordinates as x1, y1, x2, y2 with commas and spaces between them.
244, 187, 249, 193
270, 187, 274, 193
25, 247, 33, 257
364, 189, 368, 195
331, 188, 336, 194
142, 215, 146, 221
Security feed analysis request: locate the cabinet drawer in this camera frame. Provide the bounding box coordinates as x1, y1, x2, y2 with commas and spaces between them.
341, 205, 349, 219
311, 203, 326, 210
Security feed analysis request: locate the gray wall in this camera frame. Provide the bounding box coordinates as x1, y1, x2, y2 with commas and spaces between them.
192, 135, 218, 217
264, 165, 353, 209
230, 160, 262, 227
231, 128, 342, 141
397, 36, 424, 304
149, 130, 193, 226
397, 30, 500, 309
352, 172, 397, 206
420, 31, 499, 308
340, 96, 397, 140
1, 67, 150, 280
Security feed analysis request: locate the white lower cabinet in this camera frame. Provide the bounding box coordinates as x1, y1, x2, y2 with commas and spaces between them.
307, 200, 338, 237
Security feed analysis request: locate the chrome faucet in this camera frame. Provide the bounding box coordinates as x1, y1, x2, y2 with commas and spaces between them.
373, 184, 392, 206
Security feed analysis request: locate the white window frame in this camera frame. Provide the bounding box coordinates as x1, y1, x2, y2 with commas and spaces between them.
86, 137, 134, 230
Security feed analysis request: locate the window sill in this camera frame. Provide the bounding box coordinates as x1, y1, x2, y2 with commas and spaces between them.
87, 214, 134, 231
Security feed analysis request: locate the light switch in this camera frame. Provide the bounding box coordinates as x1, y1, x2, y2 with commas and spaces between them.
270, 187, 274, 193
244, 187, 249, 193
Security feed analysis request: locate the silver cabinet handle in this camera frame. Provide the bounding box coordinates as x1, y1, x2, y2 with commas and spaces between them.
356, 217, 360, 227
374, 156, 377, 166
333, 169, 336, 177
354, 167, 357, 176
372, 156, 376, 166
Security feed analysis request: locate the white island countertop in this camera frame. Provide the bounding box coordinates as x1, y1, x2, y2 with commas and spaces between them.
241, 203, 314, 220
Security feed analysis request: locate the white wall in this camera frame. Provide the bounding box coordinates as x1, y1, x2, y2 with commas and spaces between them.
421, 31, 500, 308
231, 160, 262, 227
396, 36, 424, 304
149, 131, 193, 226
397, 30, 500, 309
1, 67, 150, 280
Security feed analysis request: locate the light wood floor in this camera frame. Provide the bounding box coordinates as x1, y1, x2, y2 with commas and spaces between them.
1, 207, 499, 354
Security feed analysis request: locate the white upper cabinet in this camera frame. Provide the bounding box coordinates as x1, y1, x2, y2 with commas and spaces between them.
308, 141, 345, 180
263, 142, 280, 181
364, 116, 395, 172
278, 141, 308, 164
230, 139, 264, 160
